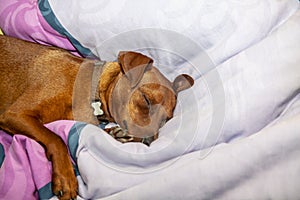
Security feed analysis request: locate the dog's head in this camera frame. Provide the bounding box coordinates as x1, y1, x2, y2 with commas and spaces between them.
100, 51, 194, 143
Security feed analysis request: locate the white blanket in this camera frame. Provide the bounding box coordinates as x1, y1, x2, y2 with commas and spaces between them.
49, 0, 299, 78
66, 6, 300, 200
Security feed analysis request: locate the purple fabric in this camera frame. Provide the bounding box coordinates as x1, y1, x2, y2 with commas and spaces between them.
0, 120, 76, 199
0, 0, 77, 52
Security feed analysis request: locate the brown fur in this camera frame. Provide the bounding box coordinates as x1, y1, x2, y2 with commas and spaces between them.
0, 35, 194, 199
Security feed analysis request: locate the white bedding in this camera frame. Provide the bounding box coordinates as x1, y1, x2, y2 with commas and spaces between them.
49, 0, 299, 78
42, 1, 300, 199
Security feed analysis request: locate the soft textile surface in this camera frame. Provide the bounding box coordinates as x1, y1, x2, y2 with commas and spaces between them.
1, 7, 299, 200
0, 121, 77, 199
0, 0, 78, 53
72, 9, 300, 199
101, 110, 300, 200
0, 0, 299, 67
0, 1, 300, 199
47, 0, 299, 69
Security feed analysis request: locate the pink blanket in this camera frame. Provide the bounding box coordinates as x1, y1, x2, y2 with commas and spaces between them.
0, 120, 83, 199
0, 0, 78, 54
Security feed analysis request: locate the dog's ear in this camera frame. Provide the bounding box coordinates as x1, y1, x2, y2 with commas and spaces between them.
118, 51, 153, 88
172, 74, 194, 94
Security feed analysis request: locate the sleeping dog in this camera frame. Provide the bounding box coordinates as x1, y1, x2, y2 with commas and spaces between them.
0, 35, 194, 199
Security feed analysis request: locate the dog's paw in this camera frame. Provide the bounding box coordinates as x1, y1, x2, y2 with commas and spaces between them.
52, 166, 78, 199
52, 171, 78, 200
50, 153, 78, 200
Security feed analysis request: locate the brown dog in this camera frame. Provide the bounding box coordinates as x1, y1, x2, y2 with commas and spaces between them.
0, 35, 194, 199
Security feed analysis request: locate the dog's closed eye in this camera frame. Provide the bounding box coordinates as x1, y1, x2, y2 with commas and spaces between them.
131, 92, 151, 118
142, 93, 151, 107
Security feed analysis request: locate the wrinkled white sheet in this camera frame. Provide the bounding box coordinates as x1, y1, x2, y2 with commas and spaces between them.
49, 0, 299, 78
69, 7, 300, 200
101, 108, 300, 200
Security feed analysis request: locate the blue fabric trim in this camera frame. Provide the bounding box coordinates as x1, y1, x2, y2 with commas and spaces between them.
68, 122, 87, 176
68, 122, 86, 163
0, 143, 5, 168
38, 182, 54, 199
38, 0, 96, 58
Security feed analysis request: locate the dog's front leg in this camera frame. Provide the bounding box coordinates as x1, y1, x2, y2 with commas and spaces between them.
0, 109, 78, 200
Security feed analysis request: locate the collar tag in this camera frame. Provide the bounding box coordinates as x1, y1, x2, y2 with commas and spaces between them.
91, 101, 104, 116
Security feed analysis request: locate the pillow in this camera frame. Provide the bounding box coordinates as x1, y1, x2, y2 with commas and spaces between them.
46, 0, 299, 70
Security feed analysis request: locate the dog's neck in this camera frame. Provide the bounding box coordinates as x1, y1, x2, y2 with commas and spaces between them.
91, 60, 106, 100
96, 61, 122, 121
71, 59, 104, 125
